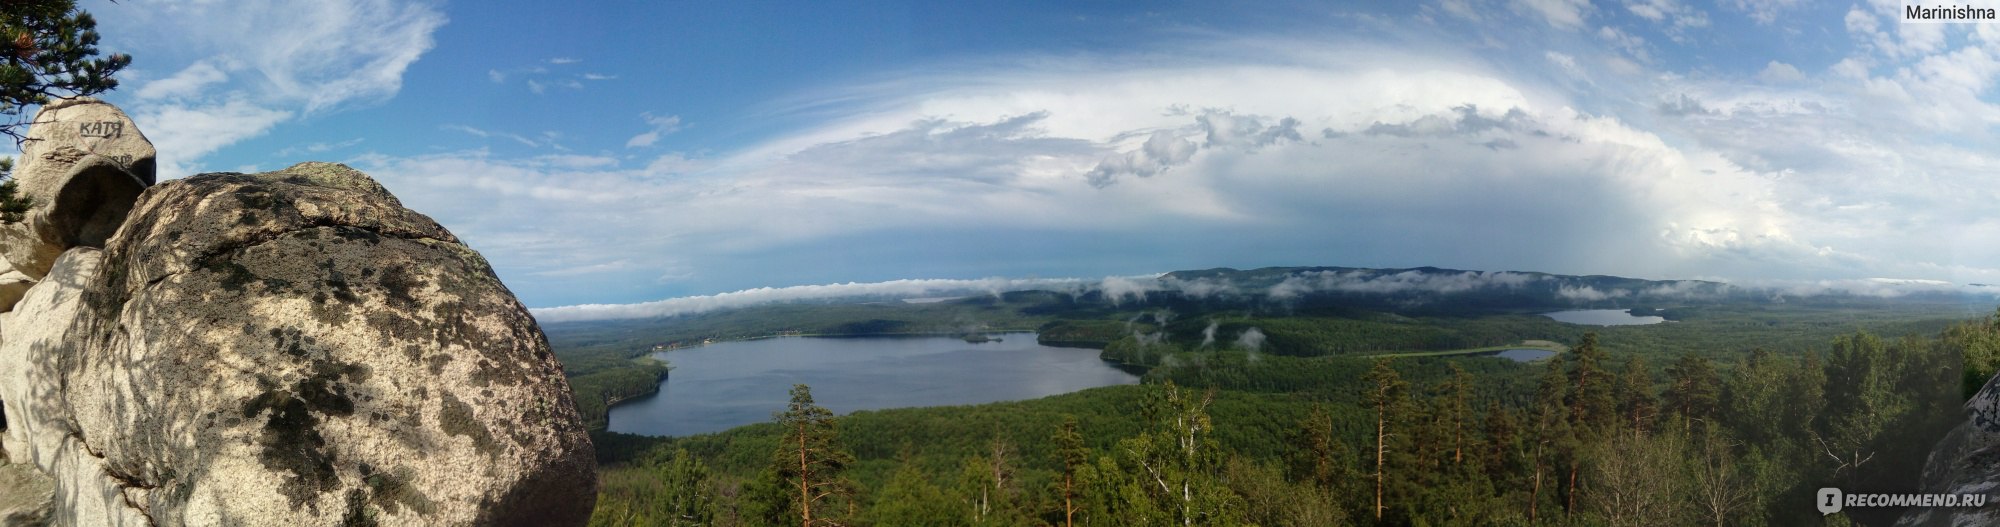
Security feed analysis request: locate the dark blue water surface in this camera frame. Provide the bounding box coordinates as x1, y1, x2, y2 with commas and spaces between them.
1484, 348, 1556, 362
1542, 309, 1666, 326
607, 332, 1137, 437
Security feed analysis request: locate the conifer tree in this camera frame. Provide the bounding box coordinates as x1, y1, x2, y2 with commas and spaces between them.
771, 384, 855, 527
1615, 356, 1658, 432
869, 461, 957, 527
1480, 400, 1520, 484
658, 449, 717, 526
1363, 358, 1408, 522
1053, 416, 1088, 527
1664, 352, 1720, 432
1564, 332, 1613, 515
1529, 356, 1571, 522
1567, 332, 1616, 433
1441, 361, 1473, 464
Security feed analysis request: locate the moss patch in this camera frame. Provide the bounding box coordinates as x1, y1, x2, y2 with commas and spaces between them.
239, 359, 369, 509
360, 464, 435, 516
438, 392, 498, 456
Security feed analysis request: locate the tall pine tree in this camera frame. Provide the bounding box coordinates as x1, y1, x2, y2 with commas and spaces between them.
1564, 332, 1613, 515
771, 384, 855, 527
1053, 416, 1088, 527
1664, 353, 1720, 433
1615, 356, 1658, 432
1363, 358, 1409, 522
1529, 356, 1571, 522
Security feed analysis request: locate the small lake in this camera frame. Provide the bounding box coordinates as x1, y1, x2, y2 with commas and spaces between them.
1543, 309, 1666, 326
1479, 348, 1556, 362
607, 332, 1138, 437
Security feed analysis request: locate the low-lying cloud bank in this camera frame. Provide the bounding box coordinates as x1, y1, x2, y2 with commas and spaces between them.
531, 271, 2000, 323
532, 276, 1116, 323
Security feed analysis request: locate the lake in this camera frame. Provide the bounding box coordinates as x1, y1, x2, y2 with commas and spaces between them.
607, 332, 1139, 437
1480, 348, 1556, 362
1543, 309, 1666, 326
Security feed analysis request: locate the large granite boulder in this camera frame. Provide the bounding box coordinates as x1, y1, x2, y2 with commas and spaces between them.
0, 97, 154, 281
0, 94, 152, 359
0, 162, 597, 525
1898, 374, 2000, 526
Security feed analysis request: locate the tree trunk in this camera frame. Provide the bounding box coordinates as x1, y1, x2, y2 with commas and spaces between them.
1529, 440, 1543, 523
1453, 410, 1463, 465
798, 421, 812, 527
1566, 465, 1579, 515
1063, 474, 1075, 527
1375, 399, 1387, 521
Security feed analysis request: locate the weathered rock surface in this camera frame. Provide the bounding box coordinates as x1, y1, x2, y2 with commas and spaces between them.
1899, 374, 2000, 526
0, 459, 55, 526
0, 269, 28, 312
0, 97, 154, 280
0, 161, 597, 525
0, 248, 148, 526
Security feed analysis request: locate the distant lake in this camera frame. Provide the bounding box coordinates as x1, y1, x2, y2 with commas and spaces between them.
607, 332, 1138, 437
1543, 309, 1666, 326
1479, 348, 1557, 362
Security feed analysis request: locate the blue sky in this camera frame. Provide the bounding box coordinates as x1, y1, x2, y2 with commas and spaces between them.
67, 0, 2000, 314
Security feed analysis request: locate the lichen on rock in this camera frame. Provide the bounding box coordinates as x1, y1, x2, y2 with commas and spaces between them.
0, 99, 597, 526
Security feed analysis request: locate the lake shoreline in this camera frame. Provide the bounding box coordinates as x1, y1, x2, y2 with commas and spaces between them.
601, 328, 1064, 418
605, 331, 1136, 437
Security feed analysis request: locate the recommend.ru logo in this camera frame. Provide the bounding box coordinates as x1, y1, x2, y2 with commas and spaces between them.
1818, 487, 1986, 515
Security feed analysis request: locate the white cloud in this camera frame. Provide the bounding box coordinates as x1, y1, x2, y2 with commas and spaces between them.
1597, 26, 1649, 62
625, 113, 684, 148
1513, 0, 1591, 28
1557, 285, 1629, 301
94, 0, 446, 177
1622, 0, 1709, 37
441, 124, 540, 148
1545, 50, 1584, 77
135, 60, 230, 101
548, 57, 581, 65
347, 43, 1934, 303
272, 137, 364, 158
1721, 0, 1809, 25
1758, 60, 1806, 83
644, 152, 710, 174
142, 99, 293, 176
285, 28, 2000, 304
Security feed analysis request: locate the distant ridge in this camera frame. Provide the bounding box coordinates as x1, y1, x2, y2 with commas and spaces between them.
537, 264, 1992, 323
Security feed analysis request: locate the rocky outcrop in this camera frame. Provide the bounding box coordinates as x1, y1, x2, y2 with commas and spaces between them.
0, 99, 596, 525
0, 97, 153, 281
1899, 374, 2000, 526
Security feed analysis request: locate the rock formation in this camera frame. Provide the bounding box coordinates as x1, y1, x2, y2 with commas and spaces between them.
0, 97, 154, 282
1900, 374, 2000, 526
0, 98, 596, 525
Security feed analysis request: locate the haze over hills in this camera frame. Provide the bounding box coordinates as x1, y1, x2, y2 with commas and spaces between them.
534, 265, 2000, 324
